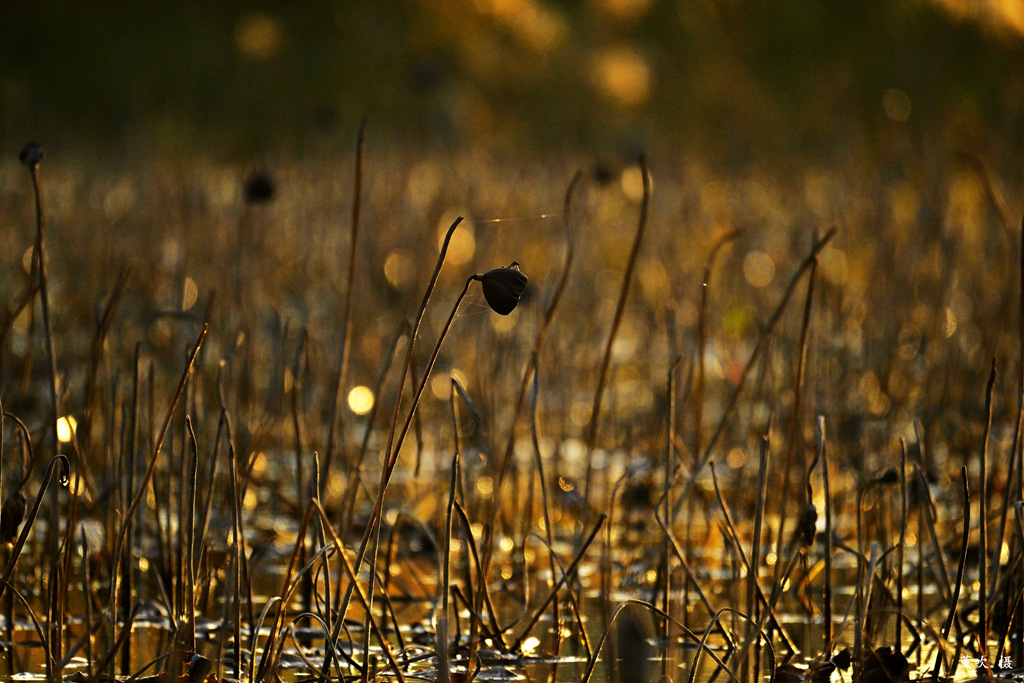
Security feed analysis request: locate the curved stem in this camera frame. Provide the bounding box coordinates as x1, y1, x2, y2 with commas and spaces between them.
0, 454, 70, 604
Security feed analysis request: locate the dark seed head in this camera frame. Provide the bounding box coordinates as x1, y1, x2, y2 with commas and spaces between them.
774, 664, 803, 683
479, 262, 527, 315
0, 490, 26, 544
811, 661, 836, 683
19, 142, 44, 167
797, 503, 817, 546
876, 467, 899, 485
860, 647, 909, 683
831, 648, 853, 671
189, 654, 213, 683
243, 170, 275, 204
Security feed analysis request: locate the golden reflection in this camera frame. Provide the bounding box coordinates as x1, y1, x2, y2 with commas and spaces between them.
57, 415, 77, 443
347, 385, 375, 415
235, 12, 283, 60
437, 216, 476, 266
820, 246, 849, 286
384, 250, 415, 289
490, 308, 519, 334
620, 163, 648, 201
889, 181, 919, 229
593, 47, 651, 107
726, 447, 746, 469
476, 476, 494, 496
882, 88, 912, 122
407, 162, 442, 212
742, 251, 775, 288
182, 276, 198, 312
570, 401, 592, 427
471, 0, 566, 51
595, 0, 654, 23
521, 636, 541, 654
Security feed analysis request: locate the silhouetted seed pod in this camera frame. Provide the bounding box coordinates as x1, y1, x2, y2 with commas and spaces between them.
811, 661, 836, 683
774, 664, 803, 683
243, 170, 275, 204
19, 142, 44, 167
479, 262, 527, 315
875, 467, 899, 485
189, 654, 213, 683
0, 490, 27, 544
860, 647, 909, 683
797, 502, 817, 546
831, 648, 853, 671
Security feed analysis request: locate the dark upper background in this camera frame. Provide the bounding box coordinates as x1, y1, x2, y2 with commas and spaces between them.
1, 0, 1022, 174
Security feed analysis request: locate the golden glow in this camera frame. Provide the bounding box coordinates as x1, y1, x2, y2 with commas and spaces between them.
569, 401, 592, 427
499, 536, 515, 553
431, 370, 469, 401
596, 0, 654, 22
889, 181, 920, 228
593, 47, 651, 107
57, 416, 77, 443
557, 476, 575, 492
437, 217, 476, 266
743, 251, 775, 288
490, 308, 519, 333
521, 636, 541, 654
138, 557, 150, 573
765, 552, 778, 567
726, 447, 747, 469
476, 476, 494, 496
347, 386, 375, 415
620, 164, 648, 201
820, 246, 849, 286
182, 276, 198, 312
235, 13, 282, 60
384, 250, 415, 289
944, 307, 958, 337
472, 0, 566, 51
883, 88, 912, 122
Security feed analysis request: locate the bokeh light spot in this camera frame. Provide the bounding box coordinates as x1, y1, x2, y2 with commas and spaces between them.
57, 416, 77, 443
883, 88, 912, 122
743, 251, 775, 288
182, 276, 199, 312
235, 12, 282, 60
593, 47, 651, 107
384, 250, 416, 289
437, 218, 476, 266
347, 386, 375, 415
620, 164, 649, 201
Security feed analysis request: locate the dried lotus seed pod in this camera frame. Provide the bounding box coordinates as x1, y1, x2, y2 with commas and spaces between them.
479, 262, 527, 315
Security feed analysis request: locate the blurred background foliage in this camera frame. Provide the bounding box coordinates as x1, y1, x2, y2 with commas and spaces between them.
1, 0, 1022, 171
